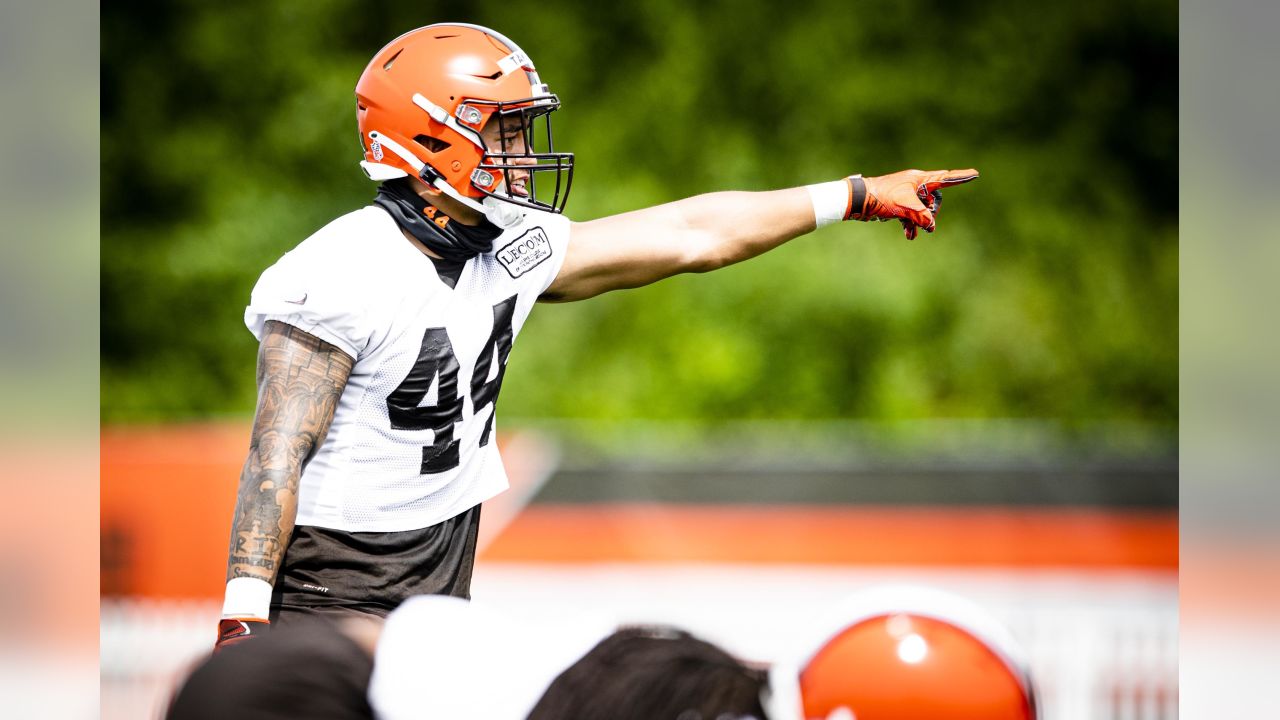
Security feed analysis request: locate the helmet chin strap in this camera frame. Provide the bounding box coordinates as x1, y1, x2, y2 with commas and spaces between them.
428, 172, 525, 229
426, 171, 523, 229
481, 195, 525, 229
365, 131, 527, 229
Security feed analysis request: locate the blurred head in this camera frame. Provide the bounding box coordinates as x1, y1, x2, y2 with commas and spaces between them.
767, 586, 1039, 720
165, 619, 376, 720
355, 22, 573, 224
527, 625, 769, 720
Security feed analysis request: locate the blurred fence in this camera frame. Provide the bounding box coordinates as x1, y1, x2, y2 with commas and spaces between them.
102, 566, 1176, 720
102, 420, 1176, 719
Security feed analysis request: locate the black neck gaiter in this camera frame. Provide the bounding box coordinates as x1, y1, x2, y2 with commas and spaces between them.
373, 179, 502, 262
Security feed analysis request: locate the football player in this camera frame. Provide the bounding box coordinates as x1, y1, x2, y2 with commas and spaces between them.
216, 22, 979, 646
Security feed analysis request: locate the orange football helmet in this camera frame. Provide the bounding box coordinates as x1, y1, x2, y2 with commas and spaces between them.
355, 23, 573, 224
767, 586, 1040, 720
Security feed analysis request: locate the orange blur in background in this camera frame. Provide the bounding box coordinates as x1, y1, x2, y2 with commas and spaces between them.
101, 423, 1176, 602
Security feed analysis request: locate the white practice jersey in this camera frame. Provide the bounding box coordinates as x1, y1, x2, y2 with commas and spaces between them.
245, 205, 570, 532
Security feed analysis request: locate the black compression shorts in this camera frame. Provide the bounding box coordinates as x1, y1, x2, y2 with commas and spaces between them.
270, 504, 481, 625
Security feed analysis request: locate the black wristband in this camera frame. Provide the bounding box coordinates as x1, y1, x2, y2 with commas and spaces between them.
846, 176, 867, 220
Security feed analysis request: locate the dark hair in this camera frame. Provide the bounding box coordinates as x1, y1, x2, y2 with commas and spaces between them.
527, 625, 769, 720
165, 620, 375, 720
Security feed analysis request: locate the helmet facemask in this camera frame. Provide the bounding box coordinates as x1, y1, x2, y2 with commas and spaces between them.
354, 23, 575, 224
469, 95, 574, 215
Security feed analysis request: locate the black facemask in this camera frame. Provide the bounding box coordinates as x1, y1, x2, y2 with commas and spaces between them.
373, 179, 502, 262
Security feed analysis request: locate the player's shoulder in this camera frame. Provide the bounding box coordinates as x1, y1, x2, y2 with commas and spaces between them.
252, 205, 405, 304
285, 205, 402, 267
261, 206, 407, 286
516, 207, 572, 241
246, 206, 404, 354
485, 208, 572, 281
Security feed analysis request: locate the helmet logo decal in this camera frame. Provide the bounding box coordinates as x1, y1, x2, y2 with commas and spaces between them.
496, 50, 532, 76
370, 140, 384, 161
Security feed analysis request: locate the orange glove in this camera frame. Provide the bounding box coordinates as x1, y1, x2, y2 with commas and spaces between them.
850, 168, 979, 239
215, 617, 270, 651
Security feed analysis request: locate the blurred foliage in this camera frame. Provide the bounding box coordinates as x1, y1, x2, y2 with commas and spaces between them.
102, 0, 1176, 425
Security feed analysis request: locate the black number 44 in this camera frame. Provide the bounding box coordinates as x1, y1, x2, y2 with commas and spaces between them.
386, 295, 517, 474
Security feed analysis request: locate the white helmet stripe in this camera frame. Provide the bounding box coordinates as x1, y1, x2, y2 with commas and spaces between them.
411, 94, 485, 149
422, 22, 543, 88
441, 23, 530, 66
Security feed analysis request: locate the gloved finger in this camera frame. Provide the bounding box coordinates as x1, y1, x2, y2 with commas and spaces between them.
900, 195, 934, 230
916, 185, 933, 210
900, 218, 918, 240
921, 168, 979, 192
916, 187, 943, 213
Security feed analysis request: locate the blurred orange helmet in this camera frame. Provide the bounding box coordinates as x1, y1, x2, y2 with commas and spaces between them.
767, 586, 1040, 720
355, 23, 573, 223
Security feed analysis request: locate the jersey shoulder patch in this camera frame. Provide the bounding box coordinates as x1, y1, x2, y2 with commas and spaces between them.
494, 227, 553, 279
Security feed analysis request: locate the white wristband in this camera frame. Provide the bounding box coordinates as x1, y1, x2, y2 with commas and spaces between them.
806, 177, 855, 228
222, 577, 273, 620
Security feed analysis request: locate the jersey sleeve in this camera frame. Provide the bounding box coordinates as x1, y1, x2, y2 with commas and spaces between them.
531, 211, 571, 296
492, 209, 571, 298
244, 249, 371, 360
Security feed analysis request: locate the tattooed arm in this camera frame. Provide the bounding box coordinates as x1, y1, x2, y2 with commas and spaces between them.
225, 321, 354, 589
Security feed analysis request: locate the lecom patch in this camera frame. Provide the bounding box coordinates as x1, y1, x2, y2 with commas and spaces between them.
495, 228, 553, 278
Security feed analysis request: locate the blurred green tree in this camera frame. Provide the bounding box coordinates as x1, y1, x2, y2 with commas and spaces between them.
102, 0, 1176, 426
